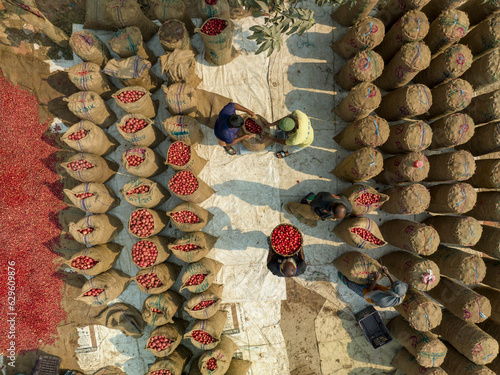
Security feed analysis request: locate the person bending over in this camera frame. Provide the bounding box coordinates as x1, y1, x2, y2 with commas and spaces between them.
267, 244, 306, 278
214, 102, 256, 155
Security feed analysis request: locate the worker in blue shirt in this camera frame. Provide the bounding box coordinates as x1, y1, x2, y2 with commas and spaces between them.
214, 102, 257, 155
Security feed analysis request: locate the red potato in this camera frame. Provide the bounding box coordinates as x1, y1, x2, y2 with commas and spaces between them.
350, 227, 385, 245
170, 210, 200, 224
83, 288, 104, 297
167, 142, 191, 166
71, 255, 98, 270
205, 0, 218, 4
126, 185, 150, 195
191, 330, 217, 344
67, 159, 95, 171
201, 19, 228, 35
193, 300, 216, 311
129, 209, 155, 237
74, 192, 94, 199
151, 370, 172, 375
151, 308, 164, 314
126, 154, 145, 167
116, 90, 145, 103
206, 357, 218, 371
136, 272, 164, 290
244, 118, 262, 135
120, 117, 149, 133
77, 227, 94, 235
68, 129, 88, 141
173, 244, 201, 252
147, 335, 172, 351
271, 224, 302, 256
132, 240, 158, 267
185, 273, 207, 286
355, 193, 381, 205
168, 171, 199, 195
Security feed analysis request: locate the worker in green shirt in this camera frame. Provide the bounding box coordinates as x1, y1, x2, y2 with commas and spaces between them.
262, 110, 314, 158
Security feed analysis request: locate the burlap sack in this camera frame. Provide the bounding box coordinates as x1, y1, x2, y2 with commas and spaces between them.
379, 121, 433, 154
122, 147, 166, 178
284, 202, 321, 228
459, 0, 500, 26
184, 310, 228, 350
65, 243, 122, 276
391, 348, 446, 375
64, 91, 117, 128
166, 142, 207, 174
239, 115, 274, 152
380, 250, 440, 291
69, 31, 111, 68
341, 183, 389, 216
376, 84, 432, 121
430, 113, 475, 149
388, 316, 447, 367
168, 171, 215, 203
464, 89, 500, 125
121, 178, 170, 208
434, 309, 499, 365
62, 121, 116, 156
184, 284, 223, 319
194, 88, 233, 128
376, 152, 430, 185
76, 269, 131, 306
463, 48, 500, 90
168, 232, 218, 263
395, 287, 442, 331
421, 0, 466, 21
457, 122, 500, 156
428, 245, 486, 284
472, 225, 500, 259
197, 18, 238, 66
425, 215, 482, 247
334, 115, 389, 151
332, 147, 384, 182
132, 236, 174, 269
334, 82, 382, 122
163, 83, 198, 116
146, 318, 188, 357
142, 290, 185, 326
106, 0, 159, 41
428, 182, 476, 214
116, 114, 163, 148
199, 0, 230, 21
103, 57, 161, 92
62, 153, 116, 183
375, 10, 430, 62
69, 213, 123, 245
332, 17, 385, 60
375, 0, 431, 28
167, 203, 213, 232
84, 0, 117, 31
424, 10, 469, 56
376, 42, 431, 90
180, 258, 223, 293
461, 14, 500, 56
226, 359, 252, 375
134, 262, 181, 294
333, 251, 381, 283
381, 184, 430, 214
109, 27, 157, 64
414, 44, 473, 89
478, 320, 500, 373
429, 275, 491, 323
163, 115, 204, 145
426, 150, 476, 182
159, 20, 192, 52
483, 258, 500, 289
442, 342, 496, 375
476, 285, 500, 324
426, 78, 473, 120
64, 182, 118, 213
335, 50, 385, 91
160, 49, 202, 88
199, 335, 238, 375
150, 0, 195, 35
145, 345, 192, 375
468, 192, 500, 222
331, 0, 379, 27
113, 86, 156, 118
380, 220, 439, 256
67, 62, 116, 99
94, 303, 146, 338
333, 217, 387, 249
128, 208, 168, 239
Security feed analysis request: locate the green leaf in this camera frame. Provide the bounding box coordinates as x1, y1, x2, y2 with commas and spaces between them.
255, 0, 269, 13
256, 40, 272, 55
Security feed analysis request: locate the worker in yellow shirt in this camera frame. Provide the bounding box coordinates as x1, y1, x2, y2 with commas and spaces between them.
262, 110, 314, 158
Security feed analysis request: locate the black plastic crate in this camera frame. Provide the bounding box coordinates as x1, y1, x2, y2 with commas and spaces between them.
355, 306, 392, 350
31, 355, 61, 375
